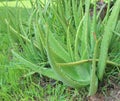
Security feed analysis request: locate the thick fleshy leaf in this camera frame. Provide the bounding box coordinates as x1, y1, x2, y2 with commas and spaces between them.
47, 32, 90, 88
98, 0, 120, 80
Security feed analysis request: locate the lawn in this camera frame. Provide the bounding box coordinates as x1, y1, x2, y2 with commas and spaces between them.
0, 0, 120, 101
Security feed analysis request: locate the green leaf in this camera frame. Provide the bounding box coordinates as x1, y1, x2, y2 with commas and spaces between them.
98, 0, 120, 80
46, 29, 90, 88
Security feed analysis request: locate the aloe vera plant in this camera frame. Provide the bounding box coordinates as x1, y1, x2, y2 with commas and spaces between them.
7, 0, 120, 96
98, 0, 120, 80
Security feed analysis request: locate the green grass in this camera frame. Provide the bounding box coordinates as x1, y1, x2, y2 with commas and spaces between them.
0, 0, 120, 100
0, 0, 32, 8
